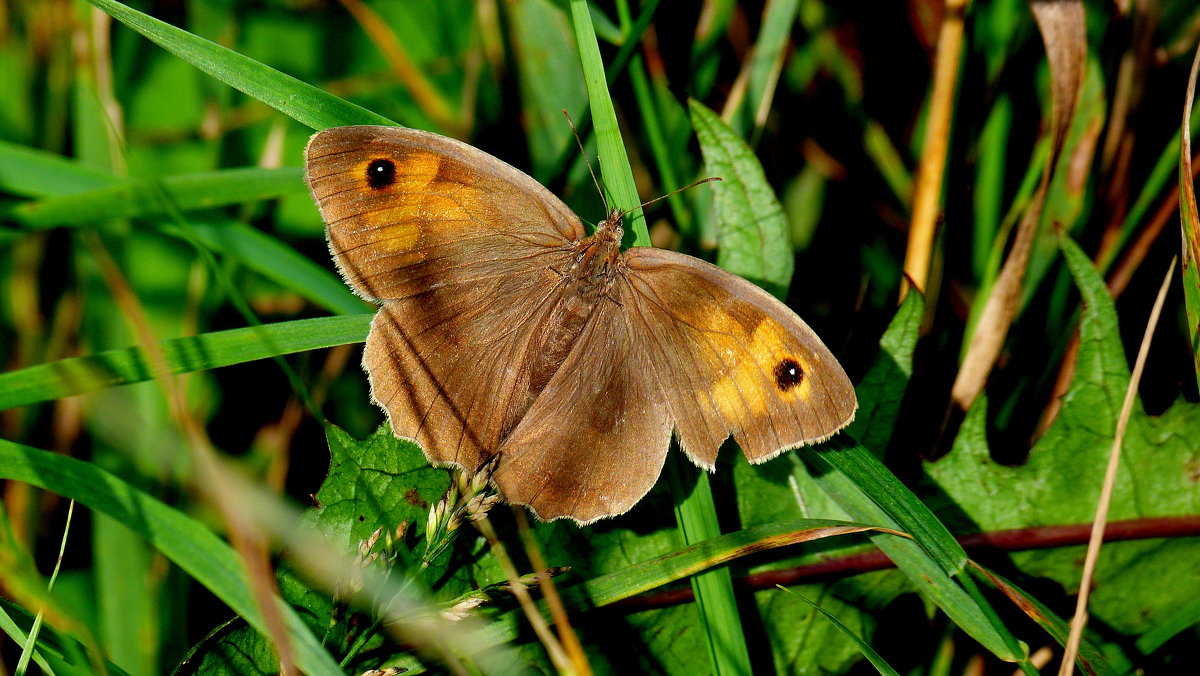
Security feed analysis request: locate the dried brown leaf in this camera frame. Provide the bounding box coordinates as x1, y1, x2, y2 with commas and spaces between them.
950, 0, 1087, 412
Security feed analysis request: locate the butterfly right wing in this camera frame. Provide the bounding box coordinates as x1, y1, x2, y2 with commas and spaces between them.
305, 126, 587, 472
620, 247, 857, 469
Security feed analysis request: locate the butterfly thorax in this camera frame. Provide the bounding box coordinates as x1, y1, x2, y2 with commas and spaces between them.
517, 211, 626, 413
574, 210, 626, 293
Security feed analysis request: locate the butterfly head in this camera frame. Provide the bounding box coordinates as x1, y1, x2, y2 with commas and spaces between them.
593, 208, 625, 244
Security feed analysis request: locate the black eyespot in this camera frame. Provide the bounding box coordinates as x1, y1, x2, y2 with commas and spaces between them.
774, 358, 803, 392
366, 158, 396, 189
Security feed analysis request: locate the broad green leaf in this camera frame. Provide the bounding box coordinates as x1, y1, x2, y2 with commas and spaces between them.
316, 424, 448, 562
174, 618, 278, 676
926, 234, 1200, 636
689, 98, 793, 298
86, 0, 392, 130
0, 441, 343, 676
847, 291, 923, 453
0, 315, 372, 410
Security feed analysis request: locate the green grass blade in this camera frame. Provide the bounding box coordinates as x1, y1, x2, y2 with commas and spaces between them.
739, 0, 800, 140
485, 519, 895, 648
0, 140, 115, 197
973, 95, 1012, 278
0, 315, 372, 410
973, 565, 1117, 675
183, 220, 365, 316
0, 599, 131, 676
665, 454, 753, 675
800, 438, 1021, 662
0, 441, 344, 676
0, 603, 56, 676
85, 0, 392, 130
863, 119, 913, 208
775, 586, 901, 676
6, 167, 303, 229
570, 518, 892, 609
16, 501, 74, 676
572, 4, 748, 673
847, 291, 923, 452
570, 0, 645, 245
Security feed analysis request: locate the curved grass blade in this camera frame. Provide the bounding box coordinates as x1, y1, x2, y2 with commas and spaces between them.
569, 519, 896, 610
0, 140, 115, 198
971, 563, 1118, 676
0, 315, 372, 410
801, 436, 1022, 663
183, 220, 365, 316
6, 168, 303, 229
1180, 41, 1200, 391
774, 585, 901, 676
0, 441, 344, 676
85, 0, 393, 130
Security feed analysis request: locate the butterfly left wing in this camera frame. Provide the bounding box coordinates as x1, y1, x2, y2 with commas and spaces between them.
619, 247, 857, 469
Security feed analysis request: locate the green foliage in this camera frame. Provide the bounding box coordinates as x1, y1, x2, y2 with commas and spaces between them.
1, 0, 1198, 674
926, 235, 1200, 637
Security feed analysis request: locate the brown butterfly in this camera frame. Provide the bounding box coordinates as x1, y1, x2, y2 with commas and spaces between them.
305, 125, 856, 525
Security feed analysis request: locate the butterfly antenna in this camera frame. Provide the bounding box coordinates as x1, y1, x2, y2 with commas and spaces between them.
616, 176, 722, 220
562, 110, 610, 213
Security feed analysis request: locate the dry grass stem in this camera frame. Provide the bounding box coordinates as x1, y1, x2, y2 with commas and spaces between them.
1058, 257, 1175, 676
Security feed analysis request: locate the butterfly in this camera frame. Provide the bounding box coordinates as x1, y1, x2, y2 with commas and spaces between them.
305, 125, 856, 525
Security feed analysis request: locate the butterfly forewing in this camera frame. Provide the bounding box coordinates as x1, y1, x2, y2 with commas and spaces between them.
305, 126, 586, 301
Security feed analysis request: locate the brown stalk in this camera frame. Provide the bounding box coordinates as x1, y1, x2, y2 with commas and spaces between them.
902, 0, 968, 297
515, 510, 591, 675
949, 0, 1086, 413
608, 515, 1200, 612
1058, 257, 1175, 676
82, 231, 298, 675
471, 514, 574, 672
